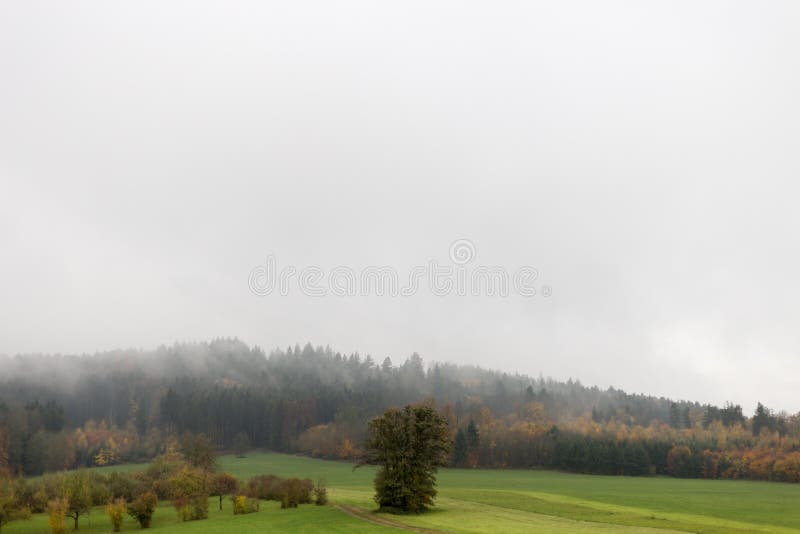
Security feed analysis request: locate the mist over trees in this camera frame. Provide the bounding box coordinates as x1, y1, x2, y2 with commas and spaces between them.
0, 338, 698, 437
1, 338, 799, 482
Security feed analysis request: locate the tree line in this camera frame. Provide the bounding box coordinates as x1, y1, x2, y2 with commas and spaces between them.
1, 339, 798, 482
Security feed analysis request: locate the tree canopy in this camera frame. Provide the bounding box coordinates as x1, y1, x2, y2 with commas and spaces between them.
364, 405, 451, 513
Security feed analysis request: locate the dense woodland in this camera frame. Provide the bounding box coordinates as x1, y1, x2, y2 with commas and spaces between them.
2, 339, 799, 482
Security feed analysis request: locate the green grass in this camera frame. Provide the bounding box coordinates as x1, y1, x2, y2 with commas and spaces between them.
7, 451, 800, 533
4, 498, 401, 534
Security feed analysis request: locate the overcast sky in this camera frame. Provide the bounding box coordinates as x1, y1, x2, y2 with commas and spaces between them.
1, 1, 798, 413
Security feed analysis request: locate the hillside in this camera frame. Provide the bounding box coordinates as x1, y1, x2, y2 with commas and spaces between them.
1, 340, 796, 481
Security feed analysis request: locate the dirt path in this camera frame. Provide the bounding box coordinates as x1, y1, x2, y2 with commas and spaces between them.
335, 505, 446, 533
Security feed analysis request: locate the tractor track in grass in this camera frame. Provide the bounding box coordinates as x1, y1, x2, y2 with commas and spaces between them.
335, 505, 446, 533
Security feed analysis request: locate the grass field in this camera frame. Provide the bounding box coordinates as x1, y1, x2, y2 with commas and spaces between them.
6, 452, 800, 533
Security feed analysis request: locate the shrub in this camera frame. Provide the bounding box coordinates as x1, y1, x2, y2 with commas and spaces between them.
29, 487, 48, 514
279, 478, 313, 509
243, 474, 314, 508
176, 495, 209, 521
41, 475, 62, 502
0, 477, 31, 533
47, 498, 68, 534
178, 433, 217, 472
90, 475, 111, 506
144, 452, 184, 499
313, 479, 328, 505
233, 495, 260, 515
11, 478, 46, 514
150, 479, 173, 500
171, 466, 209, 521
245, 475, 284, 501
107, 472, 138, 501
105, 498, 126, 532
128, 491, 157, 529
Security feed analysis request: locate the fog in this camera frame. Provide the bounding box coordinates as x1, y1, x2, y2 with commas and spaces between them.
1, 1, 799, 412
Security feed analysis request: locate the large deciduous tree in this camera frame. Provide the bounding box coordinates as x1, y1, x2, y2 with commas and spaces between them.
364, 405, 451, 513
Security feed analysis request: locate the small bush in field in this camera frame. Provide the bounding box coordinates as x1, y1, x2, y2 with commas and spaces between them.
128, 491, 157, 529
171, 466, 209, 521
176, 495, 209, 521
279, 478, 313, 509
47, 498, 68, 534
90, 473, 111, 506
243, 473, 316, 509
233, 495, 260, 514
107, 472, 138, 502
30, 487, 49, 513
245, 474, 284, 501
105, 498, 126, 532
313, 479, 328, 505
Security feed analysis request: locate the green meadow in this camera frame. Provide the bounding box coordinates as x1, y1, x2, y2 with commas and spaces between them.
7, 451, 800, 533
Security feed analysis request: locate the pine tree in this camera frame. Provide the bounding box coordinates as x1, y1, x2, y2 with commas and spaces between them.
466, 420, 479, 450
669, 403, 681, 429
752, 402, 772, 436
452, 429, 468, 467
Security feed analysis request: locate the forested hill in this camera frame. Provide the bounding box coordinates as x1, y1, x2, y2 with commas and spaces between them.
3, 339, 795, 481
1, 338, 695, 434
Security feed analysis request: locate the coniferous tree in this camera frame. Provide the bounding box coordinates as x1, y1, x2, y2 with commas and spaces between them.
452, 429, 468, 467
669, 403, 681, 429
681, 406, 691, 429
753, 403, 771, 436
466, 420, 479, 450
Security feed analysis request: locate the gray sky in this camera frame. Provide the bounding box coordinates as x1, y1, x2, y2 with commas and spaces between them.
1, 1, 799, 413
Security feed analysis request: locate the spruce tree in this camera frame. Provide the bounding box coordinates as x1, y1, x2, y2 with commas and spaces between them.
452, 429, 468, 466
